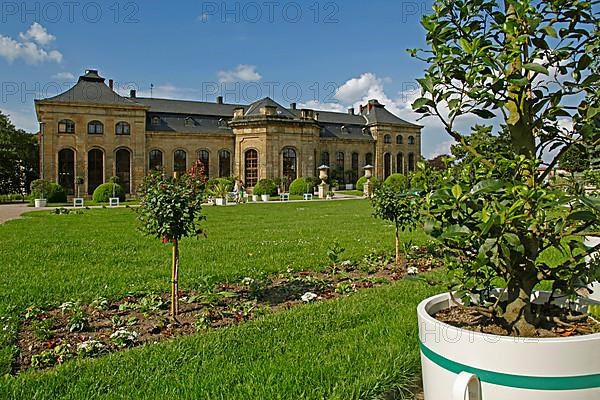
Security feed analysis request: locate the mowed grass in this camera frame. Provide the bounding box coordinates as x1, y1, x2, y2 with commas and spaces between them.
0, 199, 438, 399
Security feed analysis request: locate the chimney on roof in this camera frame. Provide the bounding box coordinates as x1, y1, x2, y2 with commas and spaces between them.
109, 79, 114, 90
217, 96, 223, 104
290, 102, 297, 110
348, 107, 354, 115
130, 89, 137, 98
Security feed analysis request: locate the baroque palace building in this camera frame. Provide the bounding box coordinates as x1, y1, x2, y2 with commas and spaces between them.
35, 70, 422, 195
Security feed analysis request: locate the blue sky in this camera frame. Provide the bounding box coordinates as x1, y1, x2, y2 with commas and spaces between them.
0, 0, 455, 157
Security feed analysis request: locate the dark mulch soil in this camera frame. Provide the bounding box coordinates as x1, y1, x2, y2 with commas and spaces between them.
434, 303, 600, 338
14, 250, 440, 374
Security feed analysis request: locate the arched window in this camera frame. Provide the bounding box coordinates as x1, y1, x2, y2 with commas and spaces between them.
116, 149, 131, 193
149, 149, 163, 171
396, 135, 403, 145
320, 151, 330, 167
282, 147, 297, 182
58, 148, 75, 195
384, 153, 391, 179
151, 116, 161, 126
365, 153, 373, 166
197, 150, 210, 176
397, 152, 404, 174
88, 120, 104, 135
245, 149, 258, 187
88, 149, 103, 194
408, 153, 415, 172
174, 150, 187, 175
408, 136, 415, 145
351, 152, 359, 183
384, 134, 392, 144
58, 119, 75, 134
219, 150, 231, 177
115, 122, 130, 135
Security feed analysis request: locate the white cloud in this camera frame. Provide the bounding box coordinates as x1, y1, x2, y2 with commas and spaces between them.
426, 140, 455, 159
217, 65, 262, 83
52, 72, 75, 80
0, 23, 62, 64
19, 22, 55, 46
3, 107, 39, 133
298, 100, 346, 113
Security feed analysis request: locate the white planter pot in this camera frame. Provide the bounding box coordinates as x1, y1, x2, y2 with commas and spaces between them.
418, 292, 600, 400
252, 195, 258, 202
345, 184, 354, 190
261, 194, 270, 202
215, 198, 226, 206
34, 199, 47, 208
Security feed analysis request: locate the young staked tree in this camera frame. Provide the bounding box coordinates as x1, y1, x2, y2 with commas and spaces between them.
138, 161, 207, 319
410, 0, 599, 335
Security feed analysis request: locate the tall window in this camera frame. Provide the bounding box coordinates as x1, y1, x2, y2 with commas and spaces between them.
245, 149, 258, 187
116, 122, 130, 135
116, 149, 131, 193
197, 150, 209, 176
396, 135, 403, 145
365, 153, 373, 166
408, 153, 415, 172
88, 120, 104, 135
408, 136, 415, 145
219, 150, 231, 177
282, 147, 297, 182
87, 149, 103, 194
149, 150, 163, 170
397, 152, 404, 174
58, 148, 75, 195
320, 151, 330, 167
336, 152, 344, 170
351, 152, 359, 183
58, 119, 75, 134
384, 134, 392, 144
174, 150, 187, 175
384, 153, 391, 179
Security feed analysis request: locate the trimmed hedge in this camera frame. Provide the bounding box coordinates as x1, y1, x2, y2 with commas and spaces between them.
92, 183, 126, 203
29, 180, 67, 203
383, 173, 408, 190
289, 178, 314, 195
252, 179, 277, 196
356, 176, 379, 191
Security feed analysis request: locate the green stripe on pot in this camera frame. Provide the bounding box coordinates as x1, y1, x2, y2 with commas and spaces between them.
419, 341, 600, 390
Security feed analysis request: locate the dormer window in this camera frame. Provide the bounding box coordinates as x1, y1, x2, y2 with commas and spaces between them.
341, 125, 350, 134
218, 118, 228, 128
58, 119, 75, 134
151, 116, 161, 126
362, 127, 370, 135
88, 120, 104, 135
184, 117, 194, 127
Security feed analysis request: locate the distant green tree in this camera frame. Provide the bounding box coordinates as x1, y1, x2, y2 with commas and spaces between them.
0, 111, 38, 195
559, 144, 590, 173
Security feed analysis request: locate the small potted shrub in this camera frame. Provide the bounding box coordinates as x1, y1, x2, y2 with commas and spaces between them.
30, 180, 67, 206
411, 1, 600, 399
209, 182, 229, 206
253, 179, 277, 202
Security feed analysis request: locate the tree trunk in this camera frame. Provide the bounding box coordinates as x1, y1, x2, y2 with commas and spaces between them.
503, 269, 538, 336
171, 239, 179, 317
395, 225, 402, 269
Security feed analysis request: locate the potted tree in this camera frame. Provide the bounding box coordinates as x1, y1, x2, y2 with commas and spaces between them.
209, 182, 229, 206
31, 179, 48, 208
137, 161, 207, 319
74, 176, 84, 207
410, 1, 600, 399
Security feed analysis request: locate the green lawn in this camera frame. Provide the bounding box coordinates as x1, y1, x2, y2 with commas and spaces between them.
0, 199, 437, 399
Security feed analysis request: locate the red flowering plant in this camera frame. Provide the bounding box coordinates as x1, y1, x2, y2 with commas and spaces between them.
138, 161, 208, 318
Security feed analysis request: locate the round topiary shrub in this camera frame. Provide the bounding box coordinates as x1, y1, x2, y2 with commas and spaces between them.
29, 180, 67, 203
384, 173, 408, 190
356, 176, 379, 191
289, 177, 314, 195
252, 179, 277, 196
92, 183, 126, 203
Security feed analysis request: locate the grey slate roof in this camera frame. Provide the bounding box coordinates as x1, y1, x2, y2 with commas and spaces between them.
245, 97, 296, 118
134, 98, 242, 116
362, 99, 422, 127
146, 114, 233, 134
38, 70, 142, 107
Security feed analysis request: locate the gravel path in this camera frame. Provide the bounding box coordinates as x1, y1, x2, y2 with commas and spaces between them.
0, 204, 46, 225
